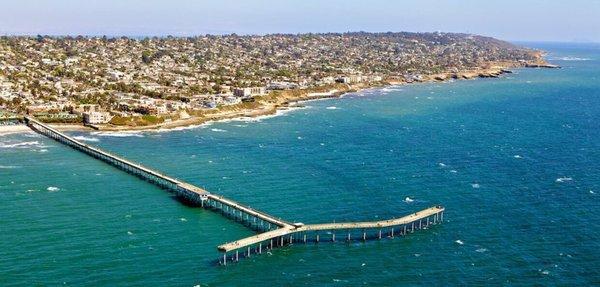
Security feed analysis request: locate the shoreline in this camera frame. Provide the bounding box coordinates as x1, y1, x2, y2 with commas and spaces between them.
1, 61, 555, 136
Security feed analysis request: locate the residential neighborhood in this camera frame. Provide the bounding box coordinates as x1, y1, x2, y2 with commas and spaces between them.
0, 32, 542, 126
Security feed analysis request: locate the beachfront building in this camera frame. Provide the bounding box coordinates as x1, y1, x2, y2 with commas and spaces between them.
83, 111, 113, 124
336, 75, 363, 84
233, 87, 266, 98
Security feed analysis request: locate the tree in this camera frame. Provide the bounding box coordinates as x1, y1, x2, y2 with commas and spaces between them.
142, 51, 152, 64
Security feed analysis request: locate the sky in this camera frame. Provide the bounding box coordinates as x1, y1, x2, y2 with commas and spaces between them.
0, 0, 599, 42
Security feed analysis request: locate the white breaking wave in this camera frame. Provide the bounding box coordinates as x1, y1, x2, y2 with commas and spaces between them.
404, 197, 414, 203
157, 121, 213, 132
551, 56, 591, 61
326, 106, 338, 110
0, 141, 41, 148
233, 106, 306, 123
47, 186, 60, 192
0, 165, 20, 169
438, 162, 447, 167
211, 128, 227, 132
513, 155, 523, 159
455, 240, 464, 245
555, 177, 573, 183
72, 136, 100, 142
475, 248, 488, 253
471, 183, 481, 189
92, 131, 144, 138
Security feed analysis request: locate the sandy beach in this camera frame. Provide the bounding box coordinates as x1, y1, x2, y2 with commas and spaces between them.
0, 123, 91, 136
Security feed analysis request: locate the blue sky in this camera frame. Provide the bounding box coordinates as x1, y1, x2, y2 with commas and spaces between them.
1, 0, 599, 42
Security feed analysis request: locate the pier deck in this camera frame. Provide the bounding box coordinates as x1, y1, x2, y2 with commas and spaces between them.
24, 116, 444, 265
218, 206, 444, 252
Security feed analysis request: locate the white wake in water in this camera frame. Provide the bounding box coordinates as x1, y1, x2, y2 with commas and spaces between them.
555, 177, 573, 183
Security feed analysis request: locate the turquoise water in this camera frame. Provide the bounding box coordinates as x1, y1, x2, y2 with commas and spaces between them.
1, 43, 599, 285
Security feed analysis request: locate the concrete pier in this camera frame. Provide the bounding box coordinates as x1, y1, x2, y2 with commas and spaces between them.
24, 116, 445, 265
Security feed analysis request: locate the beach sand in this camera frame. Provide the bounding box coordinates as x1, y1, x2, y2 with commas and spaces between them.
0, 123, 91, 136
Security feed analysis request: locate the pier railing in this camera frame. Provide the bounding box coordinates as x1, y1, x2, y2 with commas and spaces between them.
24, 116, 444, 265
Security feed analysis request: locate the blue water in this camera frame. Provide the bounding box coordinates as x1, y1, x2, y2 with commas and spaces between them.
1, 43, 599, 285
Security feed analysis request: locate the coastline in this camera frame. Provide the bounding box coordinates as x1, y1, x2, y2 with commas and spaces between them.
1, 60, 556, 136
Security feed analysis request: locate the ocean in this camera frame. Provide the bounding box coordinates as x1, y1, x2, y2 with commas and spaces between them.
1, 43, 599, 286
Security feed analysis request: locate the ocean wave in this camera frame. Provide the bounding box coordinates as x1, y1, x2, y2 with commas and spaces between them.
551, 56, 591, 61
233, 106, 306, 123
72, 135, 100, 142
156, 122, 213, 132
455, 240, 464, 245
91, 131, 145, 138
47, 186, 60, 192
326, 106, 339, 110
471, 183, 481, 189
0, 141, 44, 149
0, 165, 21, 169
211, 128, 227, 132
404, 197, 414, 203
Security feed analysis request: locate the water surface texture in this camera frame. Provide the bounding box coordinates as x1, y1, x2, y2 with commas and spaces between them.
1, 43, 599, 285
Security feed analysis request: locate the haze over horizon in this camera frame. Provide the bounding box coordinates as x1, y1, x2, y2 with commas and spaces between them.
1, 0, 599, 43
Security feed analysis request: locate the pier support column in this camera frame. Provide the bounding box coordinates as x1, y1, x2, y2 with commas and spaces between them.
316, 234, 320, 243
403, 225, 407, 235
259, 243, 262, 254
363, 230, 366, 241
247, 247, 251, 258
223, 253, 227, 266
270, 239, 273, 249
419, 220, 422, 229
427, 217, 430, 227
303, 234, 307, 243
236, 251, 239, 262
347, 232, 351, 242
378, 230, 382, 239
411, 222, 415, 232
332, 233, 335, 242
391, 228, 394, 238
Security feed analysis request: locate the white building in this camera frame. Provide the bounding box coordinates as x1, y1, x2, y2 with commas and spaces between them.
83, 112, 113, 124
233, 87, 266, 98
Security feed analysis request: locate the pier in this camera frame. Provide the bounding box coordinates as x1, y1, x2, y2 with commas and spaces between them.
24, 116, 444, 265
